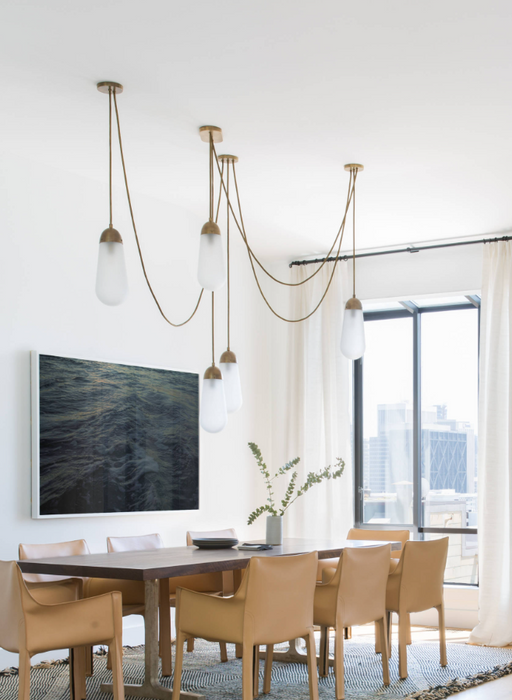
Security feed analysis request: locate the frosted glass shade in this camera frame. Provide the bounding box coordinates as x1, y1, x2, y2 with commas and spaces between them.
340, 307, 366, 360
96, 241, 128, 306
200, 377, 228, 433
197, 232, 226, 291
219, 359, 243, 413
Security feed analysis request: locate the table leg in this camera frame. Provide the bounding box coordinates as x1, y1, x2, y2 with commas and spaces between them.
159, 578, 172, 677
100, 580, 204, 700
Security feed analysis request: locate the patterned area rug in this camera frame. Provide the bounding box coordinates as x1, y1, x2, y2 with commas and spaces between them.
2, 637, 512, 700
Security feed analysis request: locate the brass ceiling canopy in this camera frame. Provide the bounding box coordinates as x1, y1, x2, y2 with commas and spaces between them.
344, 163, 364, 172
97, 81, 124, 94
199, 125, 223, 143
218, 154, 239, 163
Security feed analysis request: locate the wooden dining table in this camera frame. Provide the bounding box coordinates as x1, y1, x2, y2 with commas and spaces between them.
18, 537, 401, 700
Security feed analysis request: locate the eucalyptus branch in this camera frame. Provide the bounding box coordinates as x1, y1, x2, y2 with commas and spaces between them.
248, 442, 278, 516
247, 444, 345, 524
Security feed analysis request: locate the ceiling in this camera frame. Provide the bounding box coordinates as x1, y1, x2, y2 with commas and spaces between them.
1, 0, 511, 261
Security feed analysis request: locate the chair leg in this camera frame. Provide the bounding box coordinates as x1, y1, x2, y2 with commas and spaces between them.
220, 642, 228, 662
437, 603, 447, 666
306, 629, 319, 700
398, 612, 409, 679
377, 618, 390, 686
172, 631, 186, 700
85, 645, 93, 677
344, 627, 352, 640
319, 626, 329, 677
242, 645, 253, 700
236, 643, 243, 658
18, 648, 31, 700
187, 637, 195, 652
263, 644, 273, 694
70, 647, 87, 700
253, 645, 260, 697
387, 611, 392, 657
406, 612, 412, 645
334, 626, 345, 700
375, 620, 381, 654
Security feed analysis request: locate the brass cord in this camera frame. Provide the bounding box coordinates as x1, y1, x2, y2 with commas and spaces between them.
215, 161, 224, 224
108, 87, 112, 227
213, 144, 355, 288
112, 91, 204, 326
211, 153, 356, 322
238, 173, 353, 322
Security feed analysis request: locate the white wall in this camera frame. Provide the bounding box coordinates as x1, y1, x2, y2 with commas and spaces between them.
0, 150, 272, 667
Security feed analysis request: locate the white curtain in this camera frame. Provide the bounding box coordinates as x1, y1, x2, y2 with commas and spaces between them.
282, 262, 354, 540
469, 241, 512, 646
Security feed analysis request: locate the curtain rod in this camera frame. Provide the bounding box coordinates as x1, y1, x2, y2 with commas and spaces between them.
289, 234, 512, 267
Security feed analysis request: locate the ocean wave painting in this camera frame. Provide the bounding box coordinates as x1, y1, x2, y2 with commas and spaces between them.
34, 354, 199, 516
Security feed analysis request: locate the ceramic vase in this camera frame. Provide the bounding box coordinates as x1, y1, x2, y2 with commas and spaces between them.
266, 515, 283, 545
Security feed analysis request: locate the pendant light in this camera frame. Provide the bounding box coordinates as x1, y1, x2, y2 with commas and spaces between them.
340, 164, 365, 360
200, 293, 228, 432
197, 126, 226, 292
95, 82, 128, 306
218, 155, 243, 413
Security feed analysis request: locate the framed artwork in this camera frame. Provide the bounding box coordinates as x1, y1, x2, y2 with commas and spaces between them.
31, 352, 199, 518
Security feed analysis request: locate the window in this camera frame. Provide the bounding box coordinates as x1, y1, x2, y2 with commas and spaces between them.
354, 298, 479, 585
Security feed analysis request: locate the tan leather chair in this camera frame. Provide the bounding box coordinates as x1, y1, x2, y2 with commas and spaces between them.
313, 545, 391, 700
385, 537, 448, 679
19, 539, 97, 677
172, 551, 319, 700
0, 560, 124, 700
184, 529, 238, 658
316, 528, 410, 581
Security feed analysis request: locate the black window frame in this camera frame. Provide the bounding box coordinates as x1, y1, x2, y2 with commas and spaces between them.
353, 299, 480, 576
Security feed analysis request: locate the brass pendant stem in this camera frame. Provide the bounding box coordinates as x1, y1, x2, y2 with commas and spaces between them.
109, 87, 113, 227
352, 169, 356, 298
211, 291, 215, 366
209, 132, 214, 221
227, 162, 231, 350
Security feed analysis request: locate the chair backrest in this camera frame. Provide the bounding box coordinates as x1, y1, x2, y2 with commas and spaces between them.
238, 551, 318, 645
0, 561, 26, 653
398, 538, 448, 613
328, 544, 391, 627
186, 528, 238, 546
347, 528, 410, 559
19, 539, 90, 583
107, 533, 164, 552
